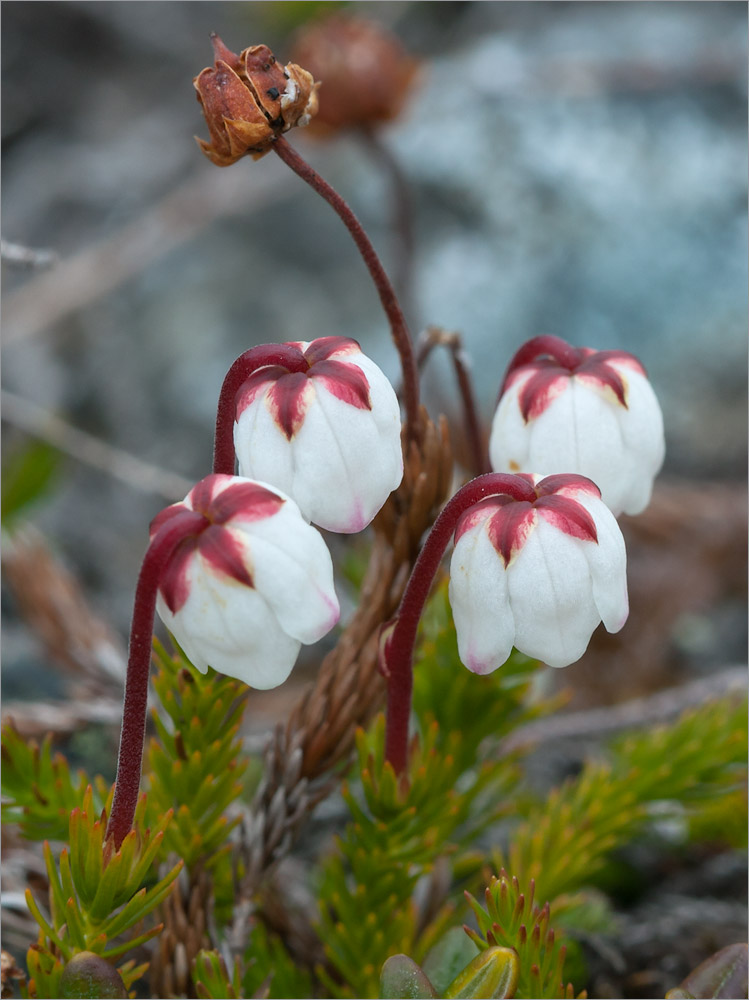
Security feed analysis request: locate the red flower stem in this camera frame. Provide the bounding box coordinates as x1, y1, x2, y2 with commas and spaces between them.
106, 510, 207, 848
384, 473, 537, 774
213, 343, 310, 475
416, 326, 488, 477
272, 135, 421, 441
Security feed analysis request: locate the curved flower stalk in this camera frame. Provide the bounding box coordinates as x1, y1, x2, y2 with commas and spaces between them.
381, 472, 628, 772
288, 14, 422, 316
106, 473, 338, 849
193, 36, 421, 442
215, 336, 403, 533
490, 335, 665, 516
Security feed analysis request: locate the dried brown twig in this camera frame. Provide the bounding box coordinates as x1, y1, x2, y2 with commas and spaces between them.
2, 391, 192, 501
230, 409, 453, 946
149, 868, 213, 1000
0, 698, 124, 739
2, 527, 126, 690
416, 325, 488, 476
501, 665, 746, 753
2, 166, 291, 347
1, 950, 26, 999
1, 239, 58, 270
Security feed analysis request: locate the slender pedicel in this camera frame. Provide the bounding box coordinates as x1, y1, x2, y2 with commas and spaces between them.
272, 136, 421, 441
106, 510, 207, 848
382, 473, 536, 774
416, 326, 488, 477
213, 344, 310, 475
358, 124, 417, 326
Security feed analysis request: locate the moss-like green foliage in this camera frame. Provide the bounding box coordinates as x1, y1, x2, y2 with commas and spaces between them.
316, 709, 524, 999
192, 924, 314, 1000
1, 722, 107, 841
193, 950, 242, 999
145, 640, 250, 872
412, 582, 557, 770
6, 577, 747, 1000
312, 584, 746, 999
465, 872, 582, 999
24, 787, 179, 999
242, 921, 315, 1000
494, 696, 748, 909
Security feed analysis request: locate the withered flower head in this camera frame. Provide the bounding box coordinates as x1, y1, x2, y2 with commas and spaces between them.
290, 15, 420, 136
194, 35, 319, 166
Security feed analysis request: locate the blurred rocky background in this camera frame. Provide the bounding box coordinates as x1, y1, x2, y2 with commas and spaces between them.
3, 0, 747, 732
2, 3, 747, 995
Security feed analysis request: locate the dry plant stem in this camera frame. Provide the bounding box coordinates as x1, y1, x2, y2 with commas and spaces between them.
3, 165, 291, 346
213, 343, 310, 474
106, 511, 206, 849
417, 326, 488, 476
384, 473, 536, 773
1, 390, 192, 501
233, 409, 453, 923
357, 125, 417, 325
272, 136, 421, 441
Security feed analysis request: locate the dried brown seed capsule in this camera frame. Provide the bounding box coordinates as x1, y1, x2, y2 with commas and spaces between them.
290, 15, 420, 137
193, 35, 319, 166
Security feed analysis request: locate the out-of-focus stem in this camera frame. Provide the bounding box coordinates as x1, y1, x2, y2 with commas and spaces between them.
357, 125, 417, 326
106, 510, 207, 848
272, 136, 420, 441
383, 473, 536, 774
416, 326, 488, 477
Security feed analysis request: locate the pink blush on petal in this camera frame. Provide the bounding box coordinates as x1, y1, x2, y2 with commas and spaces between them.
465, 651, 494, 676
342, 500, 369, 534
322, 592, 341, 631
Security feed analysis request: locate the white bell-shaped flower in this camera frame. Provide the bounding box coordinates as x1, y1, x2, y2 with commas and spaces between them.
152, 474, 339, 689
449, 473, 628, 673
489, 336, 665, 516
233, 336, 403, 532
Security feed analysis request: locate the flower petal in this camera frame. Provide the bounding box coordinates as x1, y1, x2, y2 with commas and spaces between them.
157, 583, 301, 689
449, 525, 515, 674
228, 498, 340, 644
507, 521, 601, 667
566, 490, 629, 633
491, 340, 664, 517
234, 343, 402, 533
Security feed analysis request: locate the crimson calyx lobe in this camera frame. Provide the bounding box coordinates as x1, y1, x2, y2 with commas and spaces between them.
235, 337, 372, 441
214, 337, 373, 472
383, 471, 586, 772
454, 473, 599, 566
499, 335, 647, 421
150, 478, 285, 613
